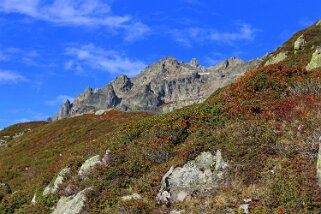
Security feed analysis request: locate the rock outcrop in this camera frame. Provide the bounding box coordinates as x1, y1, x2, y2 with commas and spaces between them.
294, 34, 305, 52
306, 47, 321, 71
265, 52, 287, 65
157, 150, 228, 204
53, 57, 261, 120
43, 167, 70, 196
53, 188, 89, 214
78, 155, 101, 177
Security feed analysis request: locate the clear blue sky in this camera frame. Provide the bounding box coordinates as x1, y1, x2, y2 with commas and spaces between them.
0, 0, 320, 130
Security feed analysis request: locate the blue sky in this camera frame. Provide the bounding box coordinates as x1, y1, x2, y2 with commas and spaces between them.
0, 0, 320, 130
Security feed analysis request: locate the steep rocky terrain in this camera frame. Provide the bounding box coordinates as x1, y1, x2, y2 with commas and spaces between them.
53, 57, 261, 120
1, 20, 321, 213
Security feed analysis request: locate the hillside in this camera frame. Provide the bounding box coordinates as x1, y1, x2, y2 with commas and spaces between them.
0, 20, 321, 213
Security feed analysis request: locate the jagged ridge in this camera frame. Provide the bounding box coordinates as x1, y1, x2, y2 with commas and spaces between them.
53, 57, 261, 120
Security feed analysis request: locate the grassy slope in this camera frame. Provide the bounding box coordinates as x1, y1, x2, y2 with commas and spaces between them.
1, 23, 321, 213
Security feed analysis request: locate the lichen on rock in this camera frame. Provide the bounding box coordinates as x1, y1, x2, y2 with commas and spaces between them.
157, 150, 228, 204
52, 188, 89, 214
294, 34, 305, 52
306, 47, 321, 71
265, 52, 287, 65
78, 155, 101, 177
43, 167, 70, 196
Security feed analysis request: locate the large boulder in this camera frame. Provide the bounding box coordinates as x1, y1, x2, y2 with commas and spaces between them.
157, 150, 228, 204
78, 155, 101, 177
265, 52, 287, 65
306, 47, 321, 71
43, 167, 70, 196
294, 34, 305, 52
52, 188, 89, 214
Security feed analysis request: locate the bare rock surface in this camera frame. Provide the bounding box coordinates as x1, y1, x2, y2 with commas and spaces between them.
78, 155, 101, 177
265, 52, 287, 65
52, 188, 89, 214
53, 57, 261, 120
43, 167, 70, 196
306, 47, 321, 71
157, 150, 228, 204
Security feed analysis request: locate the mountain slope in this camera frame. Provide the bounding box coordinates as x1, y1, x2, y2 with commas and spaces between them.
1, 20, 321, 213
53, 57, 261, 120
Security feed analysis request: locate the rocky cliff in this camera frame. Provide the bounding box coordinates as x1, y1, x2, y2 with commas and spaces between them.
53, 57, 261, 120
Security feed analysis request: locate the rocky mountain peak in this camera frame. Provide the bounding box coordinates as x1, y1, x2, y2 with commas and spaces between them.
208, 57, 245, 72
53, 55, 261, 120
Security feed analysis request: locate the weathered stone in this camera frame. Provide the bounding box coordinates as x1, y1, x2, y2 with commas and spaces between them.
306, 47, 321, 71
78, 155, 101, 177
121, 193, 142, 201
265, 52, 287, 65
94, 109, 111, 116
170, 210, 185, 214
0, 140, 7, 146
31, 193, 36, 204
53, 188, 89, 214
53, 57, 261, 120
316, 19, 321, 26
239, 204, 249, 214
294, 34, 305, 51
43, 167, 70, 196
317, 136, 321, 187
157, 150, 228, 204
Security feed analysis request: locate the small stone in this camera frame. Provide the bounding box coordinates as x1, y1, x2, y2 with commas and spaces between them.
0, 140, 7, 145
31, 194, 36, 204
121, 193, 142, 201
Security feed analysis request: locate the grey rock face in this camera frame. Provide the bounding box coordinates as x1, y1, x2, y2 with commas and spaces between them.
53, 57, 261, 120
53, 188, 89, 214
157, 150, 228, 204
78, 155, 101, 177
265, 52, 287, 65
306, 47, 321, 71
294, 34, 305, 51
43, 167, 71, 196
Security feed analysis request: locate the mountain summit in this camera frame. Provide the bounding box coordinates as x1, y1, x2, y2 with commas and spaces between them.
53, 57, 261, 120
